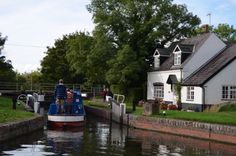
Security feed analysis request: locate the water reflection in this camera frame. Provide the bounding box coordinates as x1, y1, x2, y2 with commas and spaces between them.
46, 127, 84, 155
1, 115, 236, 156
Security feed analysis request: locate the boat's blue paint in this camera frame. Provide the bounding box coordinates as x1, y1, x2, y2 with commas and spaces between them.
48, 90, 85, 116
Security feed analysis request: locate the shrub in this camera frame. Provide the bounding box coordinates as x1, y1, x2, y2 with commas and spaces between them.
219, 103, 236, 112
168, 104, 178, 110
160, 103, 168, 110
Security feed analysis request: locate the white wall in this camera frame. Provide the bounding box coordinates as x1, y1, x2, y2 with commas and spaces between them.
183, 34, 226, 79
204, 60, 236, 104
181, 86, 203, 104
147, 70, 181, 101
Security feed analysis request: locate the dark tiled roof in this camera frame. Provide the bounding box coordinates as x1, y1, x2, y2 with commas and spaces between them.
152, 33, 212, 71
182, 44, 236, 86
181, 33, 211, 52
156, 41, 180, 56
179, 44, 194, 52
157, 48, 169, 56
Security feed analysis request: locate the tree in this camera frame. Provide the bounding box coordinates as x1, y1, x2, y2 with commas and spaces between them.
88, 0, 200, 99
0, 33, 16, 82
85, 29, 115, 85
41, 33, 79, 83
213, 23, 236, 42
66, 32, 95, 85
0, 33, 7, 54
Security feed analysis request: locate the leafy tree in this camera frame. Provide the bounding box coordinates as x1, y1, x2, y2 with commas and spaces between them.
41, 33, 79, 83
0, 33, 7, 54
86, 29, 114, 85
66, 32, 94, 85
88, 0, 200, 99
0, 33, 16, 82
213, 23, 236, 42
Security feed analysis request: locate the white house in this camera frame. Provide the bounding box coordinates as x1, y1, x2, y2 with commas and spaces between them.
147, 32, 236, 111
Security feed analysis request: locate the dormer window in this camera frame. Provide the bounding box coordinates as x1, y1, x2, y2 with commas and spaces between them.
154, 55, 160, 68
153, 49, 160, 68
173, 46, 181, 65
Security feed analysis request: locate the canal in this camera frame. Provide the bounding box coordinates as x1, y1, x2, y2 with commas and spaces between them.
1, 115, 236, 156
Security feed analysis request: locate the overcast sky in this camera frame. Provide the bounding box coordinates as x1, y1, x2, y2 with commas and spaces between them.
1, 0, 236, 73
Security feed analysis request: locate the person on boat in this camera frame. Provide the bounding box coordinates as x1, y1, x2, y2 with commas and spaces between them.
66, 88, 73, 114
54, 79, 67, 114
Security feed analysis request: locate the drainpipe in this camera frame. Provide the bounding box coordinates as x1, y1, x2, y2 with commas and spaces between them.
201, 86, 206, 111
178, 67, 183, 110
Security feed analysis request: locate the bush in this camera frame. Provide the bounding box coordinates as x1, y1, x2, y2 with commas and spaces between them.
168, 104, 178, 110
160, 103, 168, 110
219, 103, 236, 112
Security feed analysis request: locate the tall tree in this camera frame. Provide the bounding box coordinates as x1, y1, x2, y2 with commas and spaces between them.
41, 34, 78, 83
0, 33, 7, 54
66, 32, 95, 85
88, 0, 200, 98
0, 33, 16, 82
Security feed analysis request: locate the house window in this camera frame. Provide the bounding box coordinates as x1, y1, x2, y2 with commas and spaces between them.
154, 56, 160, 68
187, 86, 194, 100
222, 86, 236, 100
174, 52, 181, 65
154, 84, 164, 99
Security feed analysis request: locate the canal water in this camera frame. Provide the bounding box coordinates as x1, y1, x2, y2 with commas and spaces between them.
1, 115, 236, 156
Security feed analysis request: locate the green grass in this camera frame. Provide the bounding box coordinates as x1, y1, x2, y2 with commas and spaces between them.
0, 96, 34, 123
154, 110, 236, 125
132, 107, 236, 126
84, 98, 236, 126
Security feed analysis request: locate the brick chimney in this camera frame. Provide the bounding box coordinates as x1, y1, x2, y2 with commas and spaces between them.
201, 24, 209, 33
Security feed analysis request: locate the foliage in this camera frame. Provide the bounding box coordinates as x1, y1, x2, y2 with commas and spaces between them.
0, 96, 34, 123
160, 103, 168, 110
0, 33, 16, 82
66, 32, 96, 85
213, 23, 236, 41
41, 33, 81, 83
88, 0, 200, 98
194, 23, 236, 42
168, 104, 178, 110
0, 33, 7, 54
219, 103, 236, 112
19, 70, 42, 83
41, 32, 96, 85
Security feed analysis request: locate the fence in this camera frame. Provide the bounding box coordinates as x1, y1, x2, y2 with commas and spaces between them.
0, 82, 103, 97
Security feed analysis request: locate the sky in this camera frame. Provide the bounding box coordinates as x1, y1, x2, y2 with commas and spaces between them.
0, 0, 236, 73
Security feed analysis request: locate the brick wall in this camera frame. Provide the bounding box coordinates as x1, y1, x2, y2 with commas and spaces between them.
0, 115, 44, 141
85, 106, 236, 144
124, 114, 236, 144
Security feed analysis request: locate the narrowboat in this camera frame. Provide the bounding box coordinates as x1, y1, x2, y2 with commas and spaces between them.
47, 90, 85, 129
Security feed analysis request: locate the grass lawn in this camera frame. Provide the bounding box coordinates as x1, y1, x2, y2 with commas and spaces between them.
86, 98, 236, 126
153, 110, 236, 126
0, 96, 34, 123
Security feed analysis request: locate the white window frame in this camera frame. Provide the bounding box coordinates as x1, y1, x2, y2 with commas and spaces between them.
222, 85, 236, 100
154, 84, 164, 99
174, 52, 181, 65
187, 86, 194, 101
